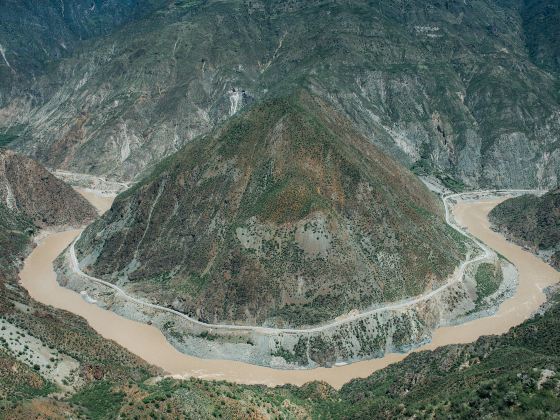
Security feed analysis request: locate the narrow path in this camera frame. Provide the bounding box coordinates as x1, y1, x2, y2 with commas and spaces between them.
18, 189, 560, 389
67, 189, 538, 335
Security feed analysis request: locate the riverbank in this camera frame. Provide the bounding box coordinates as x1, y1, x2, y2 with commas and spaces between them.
54, 190, 513, 368
18, 190, 560, 389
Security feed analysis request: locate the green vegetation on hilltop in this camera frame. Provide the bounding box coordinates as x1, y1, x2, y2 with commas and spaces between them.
77, 94, 466, 327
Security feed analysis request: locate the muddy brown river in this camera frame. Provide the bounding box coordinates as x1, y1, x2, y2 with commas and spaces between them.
18, 193, 560, 389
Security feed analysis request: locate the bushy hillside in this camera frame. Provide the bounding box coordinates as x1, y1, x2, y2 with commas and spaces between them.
313, 288, 560, 419
2, 0, 559, 188
0, 149, 97, 227
0, 158, 156, 414
489, 189, 560, 269
75, 94, 465, 326
5, 286, 560, 419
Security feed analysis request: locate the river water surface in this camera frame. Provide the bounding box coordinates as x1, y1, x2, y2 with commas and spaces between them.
18, 193, 560, 389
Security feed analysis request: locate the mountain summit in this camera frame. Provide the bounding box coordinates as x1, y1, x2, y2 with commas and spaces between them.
75, 94, 465, 327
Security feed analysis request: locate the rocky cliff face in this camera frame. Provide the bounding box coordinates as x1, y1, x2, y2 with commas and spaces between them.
1, 0, 559, 189
0, 149, 96, 227
489, 189, 560, 270
75, 94, 466, 327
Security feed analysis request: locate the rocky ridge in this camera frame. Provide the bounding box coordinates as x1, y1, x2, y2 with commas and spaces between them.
0, 149, 97, 228
1, 0, 559, 189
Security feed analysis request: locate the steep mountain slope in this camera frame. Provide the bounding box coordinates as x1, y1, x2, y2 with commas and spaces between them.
75, 94, 465, 326
3, 0, 559, 188
5, 289, 560, 418
0, 149, 95, 293
0, 202, 34, 283
0, 159, 155, 413
489, 189, 560, 269
0, 149, 97, 227
521, 0, 560, 74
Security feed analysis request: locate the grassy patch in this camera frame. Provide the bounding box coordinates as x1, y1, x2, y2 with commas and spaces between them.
475, 262, 503, 305
70, 381, 125, 420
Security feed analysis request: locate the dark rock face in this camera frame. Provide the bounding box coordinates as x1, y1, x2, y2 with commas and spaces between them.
521, 0, 560, 74
76, 94, 465, 327
0, 149, 96, 227
489, 189, 560, 270
1, 0, 559, 188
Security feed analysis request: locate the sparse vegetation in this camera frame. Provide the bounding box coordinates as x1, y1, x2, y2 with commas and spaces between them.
4, 289, 560, 419
77, 95, 466, 330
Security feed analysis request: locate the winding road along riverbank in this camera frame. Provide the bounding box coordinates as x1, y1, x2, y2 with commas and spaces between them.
18, 190, 560, 389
